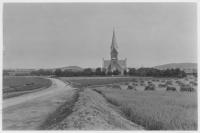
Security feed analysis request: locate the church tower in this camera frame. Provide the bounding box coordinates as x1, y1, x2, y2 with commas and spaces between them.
110, 28, 118, 60
102, 28, 127, 75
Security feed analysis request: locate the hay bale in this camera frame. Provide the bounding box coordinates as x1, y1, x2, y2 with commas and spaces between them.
166, 81, 173, 85
139, 83, 146, 86
123, 82, 130, 85
166, 87, 177, 91
192, 82, 197, 86
144, 85, 155, 91
132, 79, 138, 82
140, 80, 145, 83
190, 81, 197, 86
132, 83, 138, 86
106, 84, 112, 88
111, 84, 121, 90
127, 85, 137, 90
180, 85, 195, 92
158, 84, 168, 88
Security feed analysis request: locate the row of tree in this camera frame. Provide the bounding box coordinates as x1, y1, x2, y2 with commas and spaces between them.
28, 67, 186, 77
128, 68, 186, 77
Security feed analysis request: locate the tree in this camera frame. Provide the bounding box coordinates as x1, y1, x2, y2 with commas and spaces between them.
138, 68, 146, 77
182, 71, 186, 77
107, 71, 112, 76
115, 69, 120, 75
83, 68, 92, 76
55, 69, 62, 76
101, 71, 106, 76
124, 70, 127, 76
38, 69, 46, 75
95, 67, 102, 76
128, 68, 137, 76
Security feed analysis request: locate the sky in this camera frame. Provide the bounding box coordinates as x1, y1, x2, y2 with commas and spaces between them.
3, 3, 197, 69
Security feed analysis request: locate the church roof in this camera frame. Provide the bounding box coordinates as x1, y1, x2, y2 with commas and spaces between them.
118, 60, 126, 68
110, 29, 118, 54
103, 60, 126, 68
103, 60, 111, 68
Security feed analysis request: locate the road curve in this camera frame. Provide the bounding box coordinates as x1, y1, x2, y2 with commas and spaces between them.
3, 78, 77, 130
3, 78, 70, 109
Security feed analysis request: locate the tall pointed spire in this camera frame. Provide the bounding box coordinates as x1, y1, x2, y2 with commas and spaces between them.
110, 28, 118, 53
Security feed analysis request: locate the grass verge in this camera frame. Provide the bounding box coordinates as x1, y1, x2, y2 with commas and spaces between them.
38, 88, 82, 130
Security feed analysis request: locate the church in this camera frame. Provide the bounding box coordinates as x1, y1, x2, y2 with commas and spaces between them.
102, 29, 127, 75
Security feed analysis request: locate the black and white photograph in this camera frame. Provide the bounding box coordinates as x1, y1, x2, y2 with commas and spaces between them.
1, 1, 198, 130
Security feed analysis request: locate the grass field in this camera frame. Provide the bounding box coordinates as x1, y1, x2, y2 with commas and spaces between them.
3, 76, 52, 99
62, 76, 197, 130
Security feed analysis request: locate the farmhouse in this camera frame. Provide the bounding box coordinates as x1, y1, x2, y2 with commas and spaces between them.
102, 29, 127, 75
183, 69, 198, 77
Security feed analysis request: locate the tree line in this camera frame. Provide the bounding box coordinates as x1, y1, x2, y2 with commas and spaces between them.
27, 67, 186, 77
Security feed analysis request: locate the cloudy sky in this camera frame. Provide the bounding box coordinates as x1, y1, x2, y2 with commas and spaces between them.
3, 3, 197, 69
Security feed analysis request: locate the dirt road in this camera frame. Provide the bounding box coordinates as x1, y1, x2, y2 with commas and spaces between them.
2, 78, 76, 130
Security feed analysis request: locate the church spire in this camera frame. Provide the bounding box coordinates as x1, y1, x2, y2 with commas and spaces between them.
110, 28, 118, 60
110, 28, 118, 53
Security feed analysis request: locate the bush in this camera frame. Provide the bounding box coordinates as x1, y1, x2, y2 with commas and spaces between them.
166, 87, 177, 91
127, 85, 137, 91
180, 86, 195, 92
111, 84, 121, 90
144, 85, 155, 91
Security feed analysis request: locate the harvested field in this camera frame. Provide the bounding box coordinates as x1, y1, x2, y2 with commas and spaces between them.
94, 88, 197, 130
65, 76, 197, 130
3, 77, 52, 99
3, 76, 48, 86
58, 77, 153, 87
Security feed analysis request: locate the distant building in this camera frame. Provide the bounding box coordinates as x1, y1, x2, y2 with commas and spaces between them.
102, 29, 127, 75
183, 69, 197, 77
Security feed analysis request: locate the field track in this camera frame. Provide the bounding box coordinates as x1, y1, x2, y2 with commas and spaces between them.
3, 78, 76, 130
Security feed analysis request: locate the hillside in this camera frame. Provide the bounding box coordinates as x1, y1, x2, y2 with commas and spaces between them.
153, 63, 197, 70
60, 66, 84, 71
